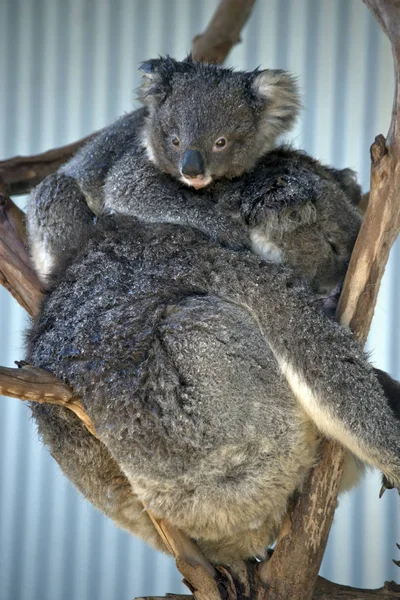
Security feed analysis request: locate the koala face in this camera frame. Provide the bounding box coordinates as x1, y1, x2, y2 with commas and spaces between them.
139, 57, 301, 189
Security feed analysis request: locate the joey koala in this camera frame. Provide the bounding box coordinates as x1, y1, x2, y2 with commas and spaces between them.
27, 56, 301, 283
27, 213, 400, 564
27, 57, 362, 300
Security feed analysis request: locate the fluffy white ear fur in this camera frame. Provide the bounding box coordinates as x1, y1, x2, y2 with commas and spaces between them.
251, 70, 302, 140
138, 72, 164, 108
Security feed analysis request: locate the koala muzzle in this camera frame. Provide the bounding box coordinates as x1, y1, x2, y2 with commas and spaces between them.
181, 150, 205, 177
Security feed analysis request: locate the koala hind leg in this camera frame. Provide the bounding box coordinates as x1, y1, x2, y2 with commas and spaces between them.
27, 173, 96, 284
30, 402, 166, 553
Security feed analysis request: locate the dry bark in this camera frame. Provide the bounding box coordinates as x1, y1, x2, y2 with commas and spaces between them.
0, 133, 96, 196
192, 0, 257, 64
135, 578, 400, 600
257, 2, 400, 598
0, 184, 43, 315
0, 364, 98, 439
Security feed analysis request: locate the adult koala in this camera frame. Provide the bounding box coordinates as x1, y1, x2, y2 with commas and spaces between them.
26, 211, 400, 564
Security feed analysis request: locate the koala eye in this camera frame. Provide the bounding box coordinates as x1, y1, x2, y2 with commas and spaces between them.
213, 137, 227, 151
171, 136, 180, 148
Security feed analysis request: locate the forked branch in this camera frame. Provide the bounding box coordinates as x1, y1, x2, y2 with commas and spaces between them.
258, 1, 400, 598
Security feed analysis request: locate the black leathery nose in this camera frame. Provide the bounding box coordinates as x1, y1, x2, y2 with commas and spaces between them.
181, 150, 205, 177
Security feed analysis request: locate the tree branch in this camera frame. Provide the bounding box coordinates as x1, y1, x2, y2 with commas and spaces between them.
257, 2, 400, 599
192, 0, 257, 64
0, 133, 96, 196
0, 364, 98, 439
135, 578, 400, 600
0, 183, 44, 316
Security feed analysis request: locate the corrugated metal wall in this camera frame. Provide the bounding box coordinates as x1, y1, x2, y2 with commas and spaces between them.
0, 1, 399, 598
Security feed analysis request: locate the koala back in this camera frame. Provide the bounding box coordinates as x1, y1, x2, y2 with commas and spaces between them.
26, 217, 322, 562
27, 216, 394, 563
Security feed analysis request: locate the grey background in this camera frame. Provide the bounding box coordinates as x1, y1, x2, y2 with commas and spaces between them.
0, 1, 399, 599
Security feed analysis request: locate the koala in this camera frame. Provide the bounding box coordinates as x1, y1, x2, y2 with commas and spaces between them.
25, 56, 397, 563
27, 56, 301, 283
27, 57, 364, 302
26, 212, 400, 565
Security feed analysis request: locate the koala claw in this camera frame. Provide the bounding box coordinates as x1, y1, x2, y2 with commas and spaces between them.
393, 559, 400, 568
380, 475, 400, 498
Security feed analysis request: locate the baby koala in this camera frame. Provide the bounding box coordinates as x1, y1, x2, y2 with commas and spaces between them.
27, 56, 362, 302
214, 146, 362, 300
27, 56, 301, 282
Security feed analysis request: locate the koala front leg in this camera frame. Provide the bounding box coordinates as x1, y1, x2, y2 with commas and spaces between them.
27, 173, 97, 283
264, 290, 400, 487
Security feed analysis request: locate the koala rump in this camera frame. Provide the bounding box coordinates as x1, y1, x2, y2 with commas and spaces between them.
27, 216, 400, 564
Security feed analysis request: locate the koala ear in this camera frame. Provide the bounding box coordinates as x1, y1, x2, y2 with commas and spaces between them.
251, 69, 302, 137
138, 58, 168, 108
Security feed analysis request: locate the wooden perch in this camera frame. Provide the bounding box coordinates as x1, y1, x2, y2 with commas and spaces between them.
192, 0, 257, 64
136, 579, 400, 600
0, 364, 98, 439
0, 133, 95, 196
0, 184, 43, 315
258, 2, 400, 598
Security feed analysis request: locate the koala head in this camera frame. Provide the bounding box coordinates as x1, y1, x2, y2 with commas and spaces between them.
138, 56, 301, 189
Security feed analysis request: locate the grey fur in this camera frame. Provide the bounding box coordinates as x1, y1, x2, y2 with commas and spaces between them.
26, 215, 400, 564
26, 56, 397, 564
27, 57, 301, 283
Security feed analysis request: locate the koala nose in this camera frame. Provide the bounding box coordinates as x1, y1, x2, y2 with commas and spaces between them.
181, 150, 205, 177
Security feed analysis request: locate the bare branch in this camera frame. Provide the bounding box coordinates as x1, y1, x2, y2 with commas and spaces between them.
258, 2, 400, 598
0, 364, 98, 439
0, 133, 96, 196
312, 577, 400, 599
0, 184, 43, 316
134, 578, 400, 600
192, 0, 256, 64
